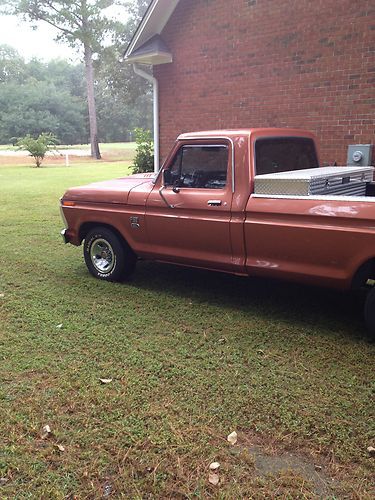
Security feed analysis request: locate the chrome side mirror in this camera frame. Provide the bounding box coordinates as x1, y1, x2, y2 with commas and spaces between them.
172, 180, 180, 193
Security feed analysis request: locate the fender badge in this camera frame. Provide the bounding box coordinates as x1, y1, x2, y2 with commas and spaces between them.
130, 216, 140, 229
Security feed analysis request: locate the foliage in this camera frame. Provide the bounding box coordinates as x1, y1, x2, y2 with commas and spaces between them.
0, 80, 87, 145
0, 44, 26, 83
16, 132, 58, 167
0, 43, 152, 145
94, 0, 152, 108
131, 127, 154, 173
93, 1, 153, 142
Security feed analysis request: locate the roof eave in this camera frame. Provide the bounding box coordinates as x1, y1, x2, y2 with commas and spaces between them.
125, 51, 173, 65
124, 0, 180, 62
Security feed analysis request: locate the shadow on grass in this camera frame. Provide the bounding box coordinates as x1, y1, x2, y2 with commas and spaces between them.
127, 261, 366, 340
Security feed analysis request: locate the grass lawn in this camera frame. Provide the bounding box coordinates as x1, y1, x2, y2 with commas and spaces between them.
0, 160, 374, 498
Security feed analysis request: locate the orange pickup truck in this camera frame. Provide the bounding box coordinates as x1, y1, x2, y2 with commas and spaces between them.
60, 129, 375, 336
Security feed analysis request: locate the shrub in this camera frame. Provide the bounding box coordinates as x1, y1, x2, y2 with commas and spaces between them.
131, 128, 154, 174
16, 133, 58, 167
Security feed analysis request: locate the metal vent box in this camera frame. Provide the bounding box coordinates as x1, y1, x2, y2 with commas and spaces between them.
254, 166, 374, 197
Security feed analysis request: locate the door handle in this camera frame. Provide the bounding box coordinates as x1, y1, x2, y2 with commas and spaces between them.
207, 200, 222, 206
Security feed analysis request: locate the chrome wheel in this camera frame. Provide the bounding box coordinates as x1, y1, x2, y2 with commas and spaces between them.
84, 226, 137, 282
90, 238, 116, 273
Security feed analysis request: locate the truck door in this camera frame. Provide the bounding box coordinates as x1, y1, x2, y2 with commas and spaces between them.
145, 141, 235, 271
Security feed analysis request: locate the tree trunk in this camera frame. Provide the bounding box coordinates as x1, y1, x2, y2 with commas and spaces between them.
84, 44, 101, 159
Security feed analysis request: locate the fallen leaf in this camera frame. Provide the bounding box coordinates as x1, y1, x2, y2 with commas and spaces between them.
367, 446, 375, 456
56, 444, 65, 452
0, 477, 9, 485
99, 378, 113, 384
227, 431, 238, 445
208, 472, 220, 485
56, 324, 63, 329
41, 424, 52, 439
209, 461, 220, 471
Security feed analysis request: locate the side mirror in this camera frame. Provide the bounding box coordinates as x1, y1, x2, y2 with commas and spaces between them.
163, 170, 172, 186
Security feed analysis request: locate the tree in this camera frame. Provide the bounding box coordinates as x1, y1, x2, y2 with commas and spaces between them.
94, 0, 153, 142
0, 44, 26, 83
0, 79, 87, 144
2, 0, 134, 159
17, 132, 58, 167
95, 0, 151, 106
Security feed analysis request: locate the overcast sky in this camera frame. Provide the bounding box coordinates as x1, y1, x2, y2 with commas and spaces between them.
0, 6, 129, 62
0, 15, 79, 61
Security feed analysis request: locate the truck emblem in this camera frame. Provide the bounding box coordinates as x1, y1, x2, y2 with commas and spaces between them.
129, 216, 140, 229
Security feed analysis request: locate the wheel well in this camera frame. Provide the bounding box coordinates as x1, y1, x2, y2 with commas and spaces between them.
351, 258, 375, 290
79, 222, 134, 254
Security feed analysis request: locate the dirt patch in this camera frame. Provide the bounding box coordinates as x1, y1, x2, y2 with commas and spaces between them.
248, 444, 334, 496
236, 432, 341, 496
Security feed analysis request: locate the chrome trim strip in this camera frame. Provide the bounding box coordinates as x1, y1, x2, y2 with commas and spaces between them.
251, 193, 375, 202
59, 204, 68, 227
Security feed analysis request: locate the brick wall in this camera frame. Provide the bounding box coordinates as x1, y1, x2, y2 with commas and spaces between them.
154, 0, 374, 164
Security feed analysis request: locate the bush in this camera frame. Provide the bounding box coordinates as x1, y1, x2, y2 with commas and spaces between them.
131, 128, 154, 174
16, 132, 58, 167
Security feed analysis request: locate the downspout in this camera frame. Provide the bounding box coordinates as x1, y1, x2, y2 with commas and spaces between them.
133, 64, 159, 173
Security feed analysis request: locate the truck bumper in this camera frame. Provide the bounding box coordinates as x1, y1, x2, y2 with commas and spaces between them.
61, 229, 70, 244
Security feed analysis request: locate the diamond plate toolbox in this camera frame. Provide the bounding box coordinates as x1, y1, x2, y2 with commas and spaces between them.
254, 166, 374, 197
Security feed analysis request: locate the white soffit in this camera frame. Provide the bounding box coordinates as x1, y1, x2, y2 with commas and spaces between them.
126, 51, 173, 65
125, 34, 173, 65
125, 0, 180, 60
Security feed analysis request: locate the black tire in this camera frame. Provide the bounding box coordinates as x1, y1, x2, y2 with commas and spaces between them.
83, 226, 136, 282
364, 287, 375, 340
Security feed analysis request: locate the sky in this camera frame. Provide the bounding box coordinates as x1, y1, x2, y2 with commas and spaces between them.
0, 15, 78, 61
0, 5, 130, 62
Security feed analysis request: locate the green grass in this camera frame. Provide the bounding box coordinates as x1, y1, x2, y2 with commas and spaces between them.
0, 161, 374, 498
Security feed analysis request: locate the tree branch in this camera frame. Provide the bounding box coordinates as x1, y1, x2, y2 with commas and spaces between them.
33, 14, 77, 37
43, 0, 83, 28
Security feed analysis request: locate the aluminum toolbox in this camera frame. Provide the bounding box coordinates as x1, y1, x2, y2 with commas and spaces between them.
254, 166, 374, 197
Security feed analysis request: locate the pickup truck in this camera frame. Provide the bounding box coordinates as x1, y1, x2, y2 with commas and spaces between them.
60, 128, 375, 337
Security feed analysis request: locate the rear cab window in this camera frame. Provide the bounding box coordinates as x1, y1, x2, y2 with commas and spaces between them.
255, 137, 319, 175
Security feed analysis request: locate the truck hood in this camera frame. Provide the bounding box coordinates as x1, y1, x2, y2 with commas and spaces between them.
62, 173, 156, 204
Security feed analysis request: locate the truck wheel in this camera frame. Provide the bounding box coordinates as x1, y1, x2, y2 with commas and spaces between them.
83, 227, 136, 282
364, 287, 375, 340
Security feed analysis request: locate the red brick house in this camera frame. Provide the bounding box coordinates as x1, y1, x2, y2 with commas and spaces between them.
125, 0, 374, 168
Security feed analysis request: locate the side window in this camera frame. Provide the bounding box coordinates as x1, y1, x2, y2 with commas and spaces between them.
167, 145, 228, 189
